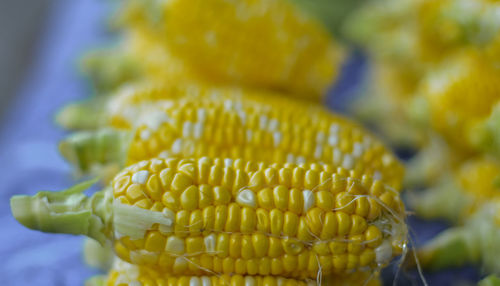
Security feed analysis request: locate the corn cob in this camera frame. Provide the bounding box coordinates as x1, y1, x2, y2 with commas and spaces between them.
60, 83, 404, 189
141, 0, 343, 100
411, 156, 500, 223
416, 50, 500, 153
99, 258, 382, 286
416, 199, 500, 273
11, 157, 407, 278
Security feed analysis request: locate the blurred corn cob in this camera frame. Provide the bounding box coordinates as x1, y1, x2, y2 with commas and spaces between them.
411, 157, 500, 223
416, 199, 500, 274
11, 157, 407, 279
80, 0, 344, 102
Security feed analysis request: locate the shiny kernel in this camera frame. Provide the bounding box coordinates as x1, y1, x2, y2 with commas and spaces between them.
208, 165, 223, 186
229, 234, 242, 258
222, 167, 235, 190
288, 188, 303, 214
257, 188, 274, 209
186, 237, 204, 254
370, 180, 385, 196
329, 241, 347, 254
283, 211, 299, 236
368, 198, 382, 220
282, 238, 303, 255
159, 168, 175, 188
202, 206, 215, 232
162, 192, 179, 211
180, 185, 199, 211
347, 179, 365, 195
214, 205, 228, 231
226, 203, 241, 232
171, 173, 193, 194
252, 233, 269, 257
270, 209, 284, 236
336, 211, 351, 236
223, 257, 235, 273
365, 225, 383, 248
173, 257, 188, 273
350, 214, 368, 235
247, 259, 259, 275
331, 174, 346, 194
312, 242, 330, 255
198, 185, 213, 208
213, 186, 231, 205
268, 237, 284, 258
144, 231, 166, 253
241, 235, 255, 259
134, 198, 152, 209
335, 192, 355, 214
233, 170, 249, 194
151, 202, 164, 212
174, 210, 190, 237
256, 208, 270, 233
259, 257, 272, 275
307, 253, 319, 274
315, 191, 334, 211
292, 167, 305, 188
293, 252, 308, 273
264, 168, 279, 185
114, 242, 130, 261
271, 258, 284, 275
114, 175, 131, 197
297, 217, 314, 241
241, 207, 257, 233
332, 254, 348, 271
347, 234, 364, 254
305, 208, 324, 236
273, 185, 289, 211
235, 259, 247, 274
355, 196, 370, 217
304, 170, 319, 190
249, 170, 265, 190
216, 233, 230, 258
126, 184, 146, 202
318, 171, 332, 191
380, 192, 395, 209
283, 254, 298, 272
165, 236, 185, 255
279, 168, 293, 187
359, 248, 376, 266
346, 254, 359, 269
320, 212, 337, 239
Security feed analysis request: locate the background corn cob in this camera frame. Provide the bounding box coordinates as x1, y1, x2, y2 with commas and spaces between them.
11, 157, 407, 279
139, 0, 342, 100
415, 199, 500, 274
59, 83, 404, 189
411, 157, 500, 223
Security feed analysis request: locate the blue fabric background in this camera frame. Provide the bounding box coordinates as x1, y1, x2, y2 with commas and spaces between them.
0, 1, 483, 285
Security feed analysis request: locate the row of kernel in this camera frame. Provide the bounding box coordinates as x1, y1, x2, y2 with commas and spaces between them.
119, 247, 379, 277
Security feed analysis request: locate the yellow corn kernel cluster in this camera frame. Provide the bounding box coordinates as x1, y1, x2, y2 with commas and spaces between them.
160, 0, 342, 99
420, 51, 500, 153
106, 259, 317, 286
105, 259, 382, 286
101, 84, 404, 190
111, 157, 406, 278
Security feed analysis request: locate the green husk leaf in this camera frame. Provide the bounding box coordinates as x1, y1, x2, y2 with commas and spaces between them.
10, 179, 112, 244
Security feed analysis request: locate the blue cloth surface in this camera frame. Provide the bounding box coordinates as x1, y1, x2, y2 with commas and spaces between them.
0, 1, 483, 285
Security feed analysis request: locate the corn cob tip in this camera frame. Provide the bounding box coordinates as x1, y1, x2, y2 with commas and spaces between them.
10, 178, 110, 244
